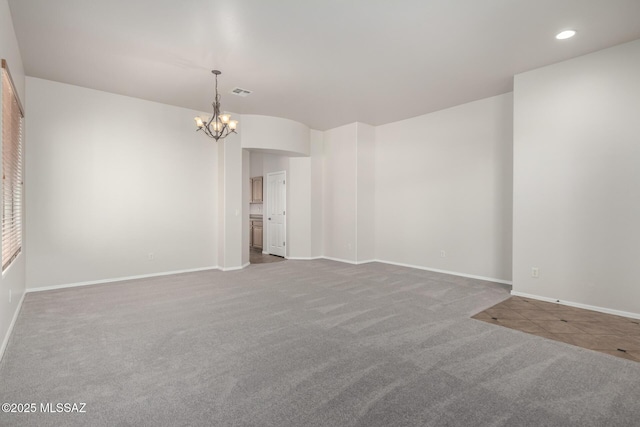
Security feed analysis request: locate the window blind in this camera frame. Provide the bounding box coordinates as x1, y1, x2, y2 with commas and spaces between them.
1, 59, 24, 272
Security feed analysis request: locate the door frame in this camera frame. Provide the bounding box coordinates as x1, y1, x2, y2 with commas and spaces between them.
265, 170, 287, 257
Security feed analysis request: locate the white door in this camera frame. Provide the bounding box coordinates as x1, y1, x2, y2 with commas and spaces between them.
267, 171, 286, 257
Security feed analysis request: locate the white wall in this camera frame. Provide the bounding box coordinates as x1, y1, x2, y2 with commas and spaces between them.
375, 94, 513, 281
323, 123, 358, 262
220, 132, 243, 270
217, 142, 225, 268
356, 123, 375, 262
289, 156, 312, 258
0, 0, 26, 360
513, 39, 640, 316
322, 122, 378, 264
241, 115, 310, 156
310, 130, 324, 258
249, 151, 264, 177
25, 78, 219, 288
242, 149, 250, 266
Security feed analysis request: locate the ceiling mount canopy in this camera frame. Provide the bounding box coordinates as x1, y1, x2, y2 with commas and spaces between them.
194, 70, 238, 141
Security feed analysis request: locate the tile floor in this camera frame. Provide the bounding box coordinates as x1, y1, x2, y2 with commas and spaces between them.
472, 296, 640, 362
249, 247, 286, 264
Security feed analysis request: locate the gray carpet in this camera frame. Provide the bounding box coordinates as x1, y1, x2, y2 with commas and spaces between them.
1, 260, 639, 426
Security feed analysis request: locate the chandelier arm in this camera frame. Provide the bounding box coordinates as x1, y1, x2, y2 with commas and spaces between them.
205, 102, 217, 128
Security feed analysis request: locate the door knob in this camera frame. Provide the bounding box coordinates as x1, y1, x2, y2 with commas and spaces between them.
268, 217, 271, 220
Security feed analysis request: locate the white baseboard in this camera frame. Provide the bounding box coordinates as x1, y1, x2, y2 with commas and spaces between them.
320, 257, 377, 265
285, 256, 324, 260
0, 290, 26, 363
322, 256, 360, 265
28, 266, 221, 293
222, 263, 250, 272
26, 258, 511, 294
318, 257, 510, 287
510, 291, 640, 320
372, 259, 513, 286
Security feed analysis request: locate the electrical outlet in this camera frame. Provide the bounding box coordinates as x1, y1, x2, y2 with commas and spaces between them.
148, 253, 155, 261
531, 267, 539, 278
440, 250, 446, 258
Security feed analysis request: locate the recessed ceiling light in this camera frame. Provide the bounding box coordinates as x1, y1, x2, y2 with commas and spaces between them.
556, 30, 576, 40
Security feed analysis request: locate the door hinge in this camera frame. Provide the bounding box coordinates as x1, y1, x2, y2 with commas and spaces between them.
283, 180, 285, 184
283, 242, 285, 246
283, 211, 286, 215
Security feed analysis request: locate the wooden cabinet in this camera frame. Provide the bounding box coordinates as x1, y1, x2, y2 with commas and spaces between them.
250, 176, 263, 203
252, 222, 263, 249
249, 176, 263, 249
250, 220, 263, 249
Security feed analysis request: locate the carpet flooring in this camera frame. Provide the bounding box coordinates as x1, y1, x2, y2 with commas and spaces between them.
1, 260, 639, 426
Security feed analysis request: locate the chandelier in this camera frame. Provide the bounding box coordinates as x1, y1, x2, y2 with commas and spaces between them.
194, 70, 238, 140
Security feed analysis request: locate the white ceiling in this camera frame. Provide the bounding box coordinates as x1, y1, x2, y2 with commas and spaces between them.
8, 0, 640, 130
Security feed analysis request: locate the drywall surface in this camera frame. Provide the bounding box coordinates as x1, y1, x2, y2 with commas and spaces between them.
289, 156, 312, 258
25, 78, 219, 288
241, 114, 310, 156
221, 132, 243, 270
323, 123, 358, 262
310, 130, 324, 258
249, 150, 264, 177
356, 123, 375, 262
242, 149, 250, 266
375, 93, 513, 281
513, 39, 640, 315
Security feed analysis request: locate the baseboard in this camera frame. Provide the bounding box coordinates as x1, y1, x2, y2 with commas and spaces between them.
372, 259, 513, 286
322, 256, 359, 265
221, 263, 250, 272
318, 257, 510, 285
28, 266, 221, 293
0, 290, 26, 363
320, 256, 377, 265
26, 258, 511, 293
286, 256, 324, 260
510, 291, 640, 320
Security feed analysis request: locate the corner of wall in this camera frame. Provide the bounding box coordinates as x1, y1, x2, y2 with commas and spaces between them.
310, 129, 324, 258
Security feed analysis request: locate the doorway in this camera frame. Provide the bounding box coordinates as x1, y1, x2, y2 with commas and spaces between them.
266, 170, 286, 257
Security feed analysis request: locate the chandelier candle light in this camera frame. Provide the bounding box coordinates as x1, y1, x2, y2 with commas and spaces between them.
194, 70, 238, 140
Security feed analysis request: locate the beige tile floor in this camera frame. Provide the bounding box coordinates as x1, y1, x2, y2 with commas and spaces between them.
472, 296, 640, 362
249, 247, 286, 264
